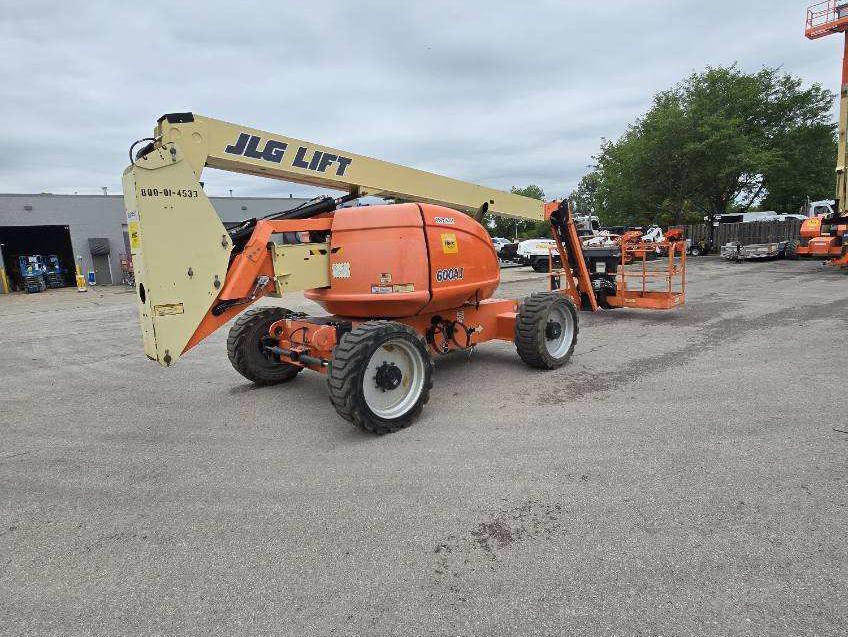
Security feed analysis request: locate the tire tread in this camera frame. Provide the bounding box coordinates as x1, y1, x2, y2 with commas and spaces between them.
515, 293, 578, 370
227, 306, 302, 385
327, 321, 432, 434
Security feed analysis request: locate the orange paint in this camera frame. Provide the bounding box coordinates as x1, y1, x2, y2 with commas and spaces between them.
264, 298, 520, 372
183, 200, 685, 357
305, 203, 499, 318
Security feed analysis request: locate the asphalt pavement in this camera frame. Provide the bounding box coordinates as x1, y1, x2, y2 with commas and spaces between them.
1, 257, 847, 636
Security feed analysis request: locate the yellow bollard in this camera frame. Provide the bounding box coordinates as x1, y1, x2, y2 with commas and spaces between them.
75, 258, 87, 293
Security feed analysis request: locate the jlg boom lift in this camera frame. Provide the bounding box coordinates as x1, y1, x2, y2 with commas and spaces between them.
123, 113, 685, 433
803, 1, 848, 268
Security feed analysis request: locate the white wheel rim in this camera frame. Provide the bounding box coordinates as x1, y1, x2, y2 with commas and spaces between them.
544, 305, 574, 358
363, 338, 426, 420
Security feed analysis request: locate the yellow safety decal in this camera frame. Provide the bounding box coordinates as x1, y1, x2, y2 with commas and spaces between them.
441, 233, 458, 254
128, 221, 141, 250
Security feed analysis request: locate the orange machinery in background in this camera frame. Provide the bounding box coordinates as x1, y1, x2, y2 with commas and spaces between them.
548, 230, 685, 311
805, 1, 848, 268
609, 232, 686, 310
794, 215, 848, 260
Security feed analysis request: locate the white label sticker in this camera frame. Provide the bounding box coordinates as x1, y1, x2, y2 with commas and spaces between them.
434, 216, 455, 225
435, 267, 464, 282
332, 262, 351, 279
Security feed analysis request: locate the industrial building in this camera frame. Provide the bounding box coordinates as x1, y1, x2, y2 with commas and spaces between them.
0, 193, 307, 290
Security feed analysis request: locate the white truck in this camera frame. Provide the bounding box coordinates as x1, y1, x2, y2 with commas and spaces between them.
801, 199, 836, 218
517, 238, 559, 271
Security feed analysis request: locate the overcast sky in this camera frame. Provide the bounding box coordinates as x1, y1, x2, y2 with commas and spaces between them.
0, 0, 841, 201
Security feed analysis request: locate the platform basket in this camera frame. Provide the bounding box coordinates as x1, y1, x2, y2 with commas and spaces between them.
806, 1, 848, 39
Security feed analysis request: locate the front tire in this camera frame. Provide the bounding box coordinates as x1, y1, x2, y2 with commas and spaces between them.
515, 293, 578, 369
328, 321, 433, 434
227, 306, 303, 385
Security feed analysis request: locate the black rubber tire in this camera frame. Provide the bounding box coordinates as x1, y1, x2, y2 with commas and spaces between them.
531, 258, 550, 273
596, 290, 616, 310
227, 306, 302, 385
690, 246, 702, 257
515, 293, 579, 369
785, 239, 800, 260
327, 321, 433, 435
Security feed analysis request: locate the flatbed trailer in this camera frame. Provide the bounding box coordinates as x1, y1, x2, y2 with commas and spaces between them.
721, 241, 789, 261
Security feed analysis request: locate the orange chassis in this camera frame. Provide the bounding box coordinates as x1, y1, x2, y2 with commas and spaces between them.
269, 239, 688, 376
184, 205, 685, 376
185, 215, 533, 375
266, 298, 520, 375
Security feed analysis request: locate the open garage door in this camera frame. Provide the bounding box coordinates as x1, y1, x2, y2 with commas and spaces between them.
0, 225, 74, 291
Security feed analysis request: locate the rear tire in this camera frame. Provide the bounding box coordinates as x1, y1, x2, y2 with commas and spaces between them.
515, 293, 578, 369
785, 239, 800, 260
227, 306, 302, 385
328, 321, 433, 434
596, 290, 616, 310
531, 258, 550, 273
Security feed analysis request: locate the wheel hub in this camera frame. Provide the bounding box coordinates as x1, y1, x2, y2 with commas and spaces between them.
374, 361, 403, 391
545, 320, 562, 340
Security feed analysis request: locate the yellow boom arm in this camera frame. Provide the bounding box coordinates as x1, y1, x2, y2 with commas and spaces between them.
151, 113, 545, 220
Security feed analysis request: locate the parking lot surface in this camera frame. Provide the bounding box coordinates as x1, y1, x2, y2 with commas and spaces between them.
2, 258, 847, 636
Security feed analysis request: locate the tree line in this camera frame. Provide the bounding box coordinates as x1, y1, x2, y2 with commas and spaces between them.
572, 65, 836, 228
488, 65, 837, 239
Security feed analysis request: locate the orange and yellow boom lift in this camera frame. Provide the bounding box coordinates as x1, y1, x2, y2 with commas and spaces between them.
802, 1, 848, 268
123, 113, 685, 433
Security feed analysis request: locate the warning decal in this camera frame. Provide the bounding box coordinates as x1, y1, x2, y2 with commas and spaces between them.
332, 262, 351, 278
441, 233, 458, 254
128, 222, 141, 250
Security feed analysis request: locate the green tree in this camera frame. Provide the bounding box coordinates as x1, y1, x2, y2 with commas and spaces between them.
760, 123, 836, 212
569, 172, 600, 216
591, 65, 836, 226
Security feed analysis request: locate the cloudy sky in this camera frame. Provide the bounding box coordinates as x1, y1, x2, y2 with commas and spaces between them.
0, 1, 841, 201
